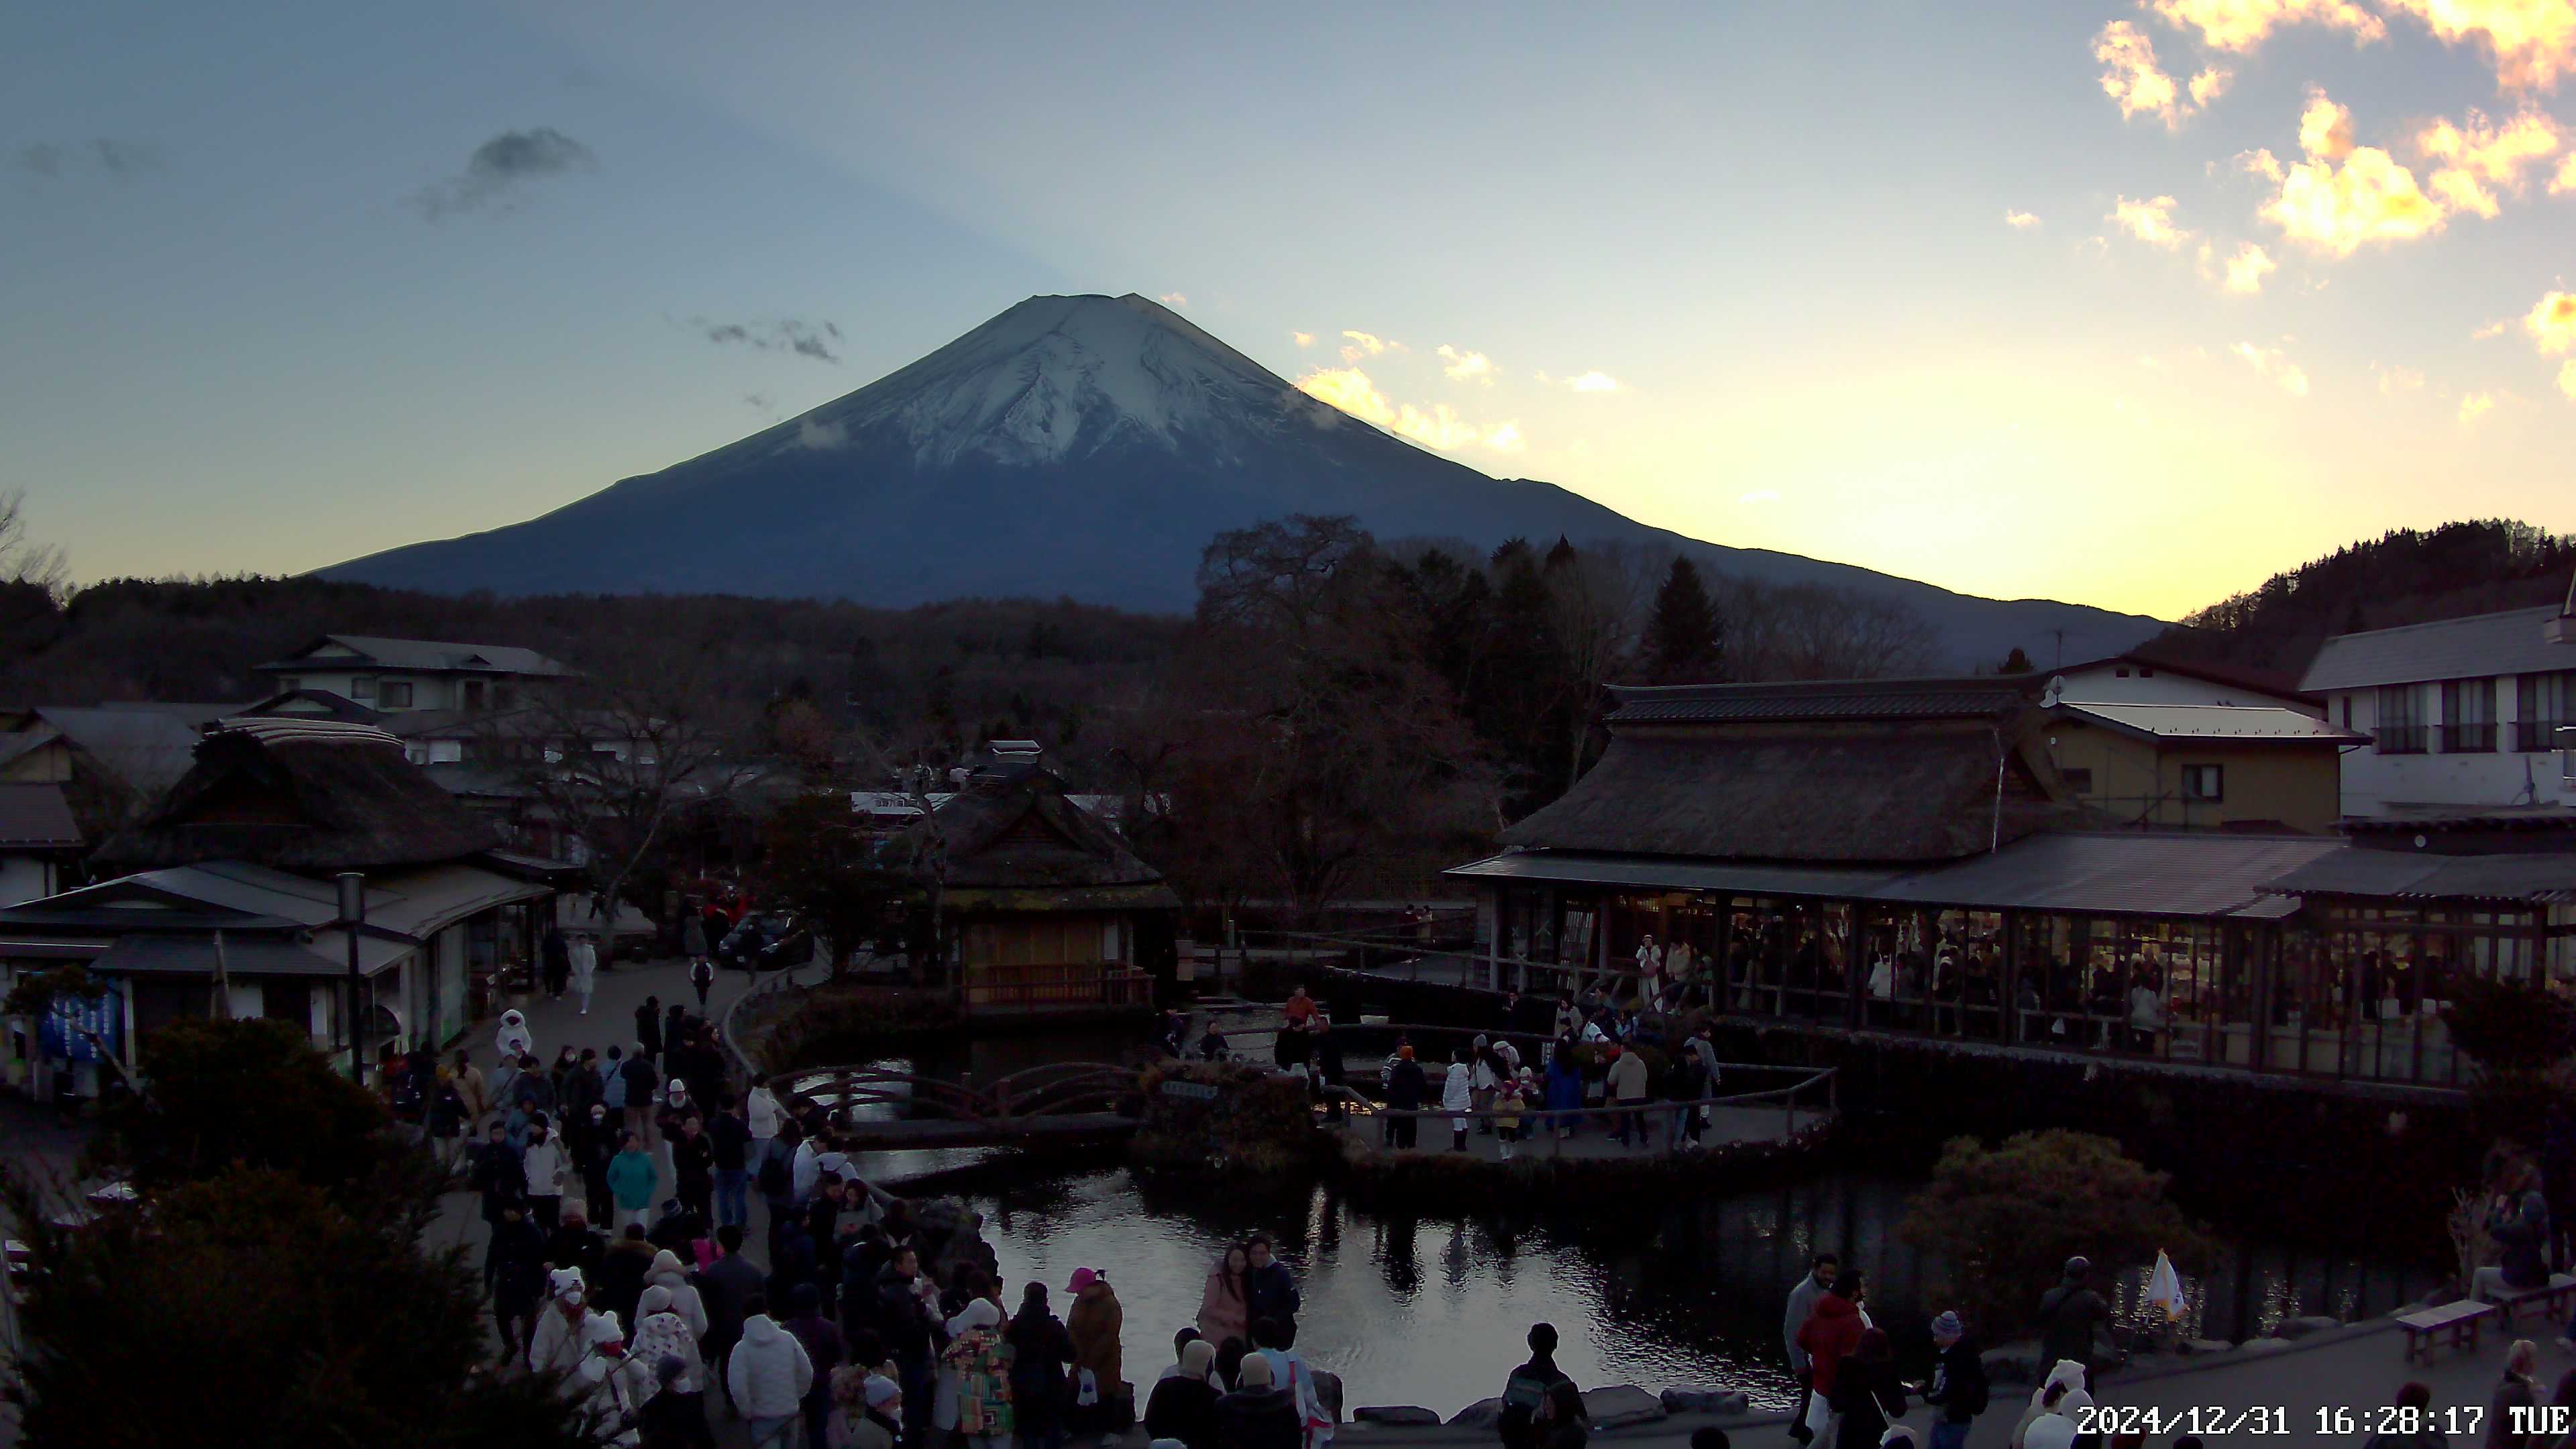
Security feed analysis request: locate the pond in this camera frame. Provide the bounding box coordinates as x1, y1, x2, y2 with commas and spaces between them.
833, 1036, 2445, 1417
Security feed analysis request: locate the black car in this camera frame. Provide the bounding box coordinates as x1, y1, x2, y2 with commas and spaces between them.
717, 912, 810, 971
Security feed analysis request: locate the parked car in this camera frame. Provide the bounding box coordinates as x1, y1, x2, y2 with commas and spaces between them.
718, 912, 812, 972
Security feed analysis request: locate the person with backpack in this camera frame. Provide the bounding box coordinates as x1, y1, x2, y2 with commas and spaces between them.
622, 1043, 661, 1149
1009, 1282, 1076, 1449
1915, 1311, 1989, 1449
757, 1121, 802, 1235
1497, 1322, 1573, 1449
691, 953, 716, 1010
2033, 1258, 2112, 1389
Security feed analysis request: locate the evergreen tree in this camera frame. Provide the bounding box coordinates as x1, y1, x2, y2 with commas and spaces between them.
1996, 645, 2035, 675
1643, 556, 1724, 684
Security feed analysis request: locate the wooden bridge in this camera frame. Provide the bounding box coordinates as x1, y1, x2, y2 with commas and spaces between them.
777, 1062, 1145, 1150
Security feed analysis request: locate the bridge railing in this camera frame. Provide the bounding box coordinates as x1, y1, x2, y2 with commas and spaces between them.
1324, 1064, 1838, 1155
779, 1061, 1144, 1129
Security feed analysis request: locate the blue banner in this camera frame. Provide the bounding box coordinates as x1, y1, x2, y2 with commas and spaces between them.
38, 988, 121, 1065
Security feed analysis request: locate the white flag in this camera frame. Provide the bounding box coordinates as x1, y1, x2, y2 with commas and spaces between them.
2145, 1249, 2185, 1324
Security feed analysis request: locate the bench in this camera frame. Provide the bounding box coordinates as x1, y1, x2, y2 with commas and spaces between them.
2399, 1299, 2496, 1364
2495, 1273, 2576, 1326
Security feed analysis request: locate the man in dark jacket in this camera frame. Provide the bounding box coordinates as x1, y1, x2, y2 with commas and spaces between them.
543, 928, 572, 999
710, 1091, 754, 1230
877, 1247, 940, 1444
472, 1120, 523, 1233
1385, 1046, 1428, 1149
1498, 1322, 1575, 1449
486, 1201, 549, 1364
621, 1047, 661, 1148
596, 1222, 658, 1332
2034, 1257, 2112, 1387
840, 1224, 890, 1342
543, 1210, 606, 1283
1916, 1310, 1988, 1449
635, 996, 665, 1065
1215, 1353, 1303, 1449
694, 1222, 766, 1407
784, 1283, 847, 1449
1245, 1234, 1301, 1335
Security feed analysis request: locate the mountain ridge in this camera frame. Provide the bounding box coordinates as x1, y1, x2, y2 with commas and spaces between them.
324, 292, 2164, 667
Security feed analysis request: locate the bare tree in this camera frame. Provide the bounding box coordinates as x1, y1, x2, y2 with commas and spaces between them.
1715, 578, 1940, 681
0, 489, 70, 601
1544, 541, 1654, 792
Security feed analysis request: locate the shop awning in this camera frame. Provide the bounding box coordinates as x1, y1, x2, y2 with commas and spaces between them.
2258, 848, 2576, 904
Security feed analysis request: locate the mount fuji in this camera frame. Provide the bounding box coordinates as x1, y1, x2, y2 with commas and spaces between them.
324, 292, 2162, 664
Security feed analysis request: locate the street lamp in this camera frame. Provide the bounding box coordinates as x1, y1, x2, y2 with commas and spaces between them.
337, 871, 366, 1083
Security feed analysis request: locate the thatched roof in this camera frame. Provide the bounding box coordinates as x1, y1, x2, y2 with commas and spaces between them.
95, 719, 500, 873
1501, 722, 2068, 864
925, 768, 1168, 893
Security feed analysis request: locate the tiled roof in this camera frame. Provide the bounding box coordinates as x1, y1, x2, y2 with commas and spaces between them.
2054, 702, 2367, 743
2301, 606, 2576, 692
0, 783, 83, 848
259, 635, 572, 678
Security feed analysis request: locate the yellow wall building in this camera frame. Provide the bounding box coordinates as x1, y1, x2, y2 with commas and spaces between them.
2043, 702, 2363, 834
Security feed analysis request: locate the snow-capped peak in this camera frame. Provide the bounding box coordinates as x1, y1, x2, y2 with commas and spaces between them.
784, 292, 1327, 468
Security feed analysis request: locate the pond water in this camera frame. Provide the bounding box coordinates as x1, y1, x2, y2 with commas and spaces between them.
828, 1041, 2445, 1416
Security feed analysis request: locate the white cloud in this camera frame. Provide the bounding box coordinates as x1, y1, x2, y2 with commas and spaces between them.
1291, 331, 1316, 348
2416, 108, 2565, 217
2231, 341, 2312, 394
1338, 329, 1389, 364
2375, 362, 2427, 393
2190, 66, 2236, 107
2459, 391, 2498, 422
2527, 290, 2576, 353
795, 417, 849, 451
2221, 241, 2278, 294
2379, 0, 2576, 93
1293, 366, 1523, 453
1564, 370, 1624, 393
2257, 89, 2447, 256
1158, 292, 1187, 307
2146, 0, 2387, 50
2237, 147, 2288, 182
2096, 21, 2200, 128
2474, 318, 2511, 337
2110, 195, 2192, 248
2561, 360, 2576, 398
1437, 344, 1495, 384
2004, 209, 2043, 229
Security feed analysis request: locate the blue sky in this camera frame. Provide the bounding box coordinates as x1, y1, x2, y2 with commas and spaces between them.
7, 0, 2574, 618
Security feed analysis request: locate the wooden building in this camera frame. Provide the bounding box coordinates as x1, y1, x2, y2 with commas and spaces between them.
1448, 676, 2576, 1094
924, 765, 1179, 1014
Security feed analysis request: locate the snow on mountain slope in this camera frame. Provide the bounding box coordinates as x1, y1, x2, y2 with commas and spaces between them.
323, 292, 2165, 666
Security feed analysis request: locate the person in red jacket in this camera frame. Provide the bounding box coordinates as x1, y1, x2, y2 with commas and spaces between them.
1793, 1271, 1868, 1444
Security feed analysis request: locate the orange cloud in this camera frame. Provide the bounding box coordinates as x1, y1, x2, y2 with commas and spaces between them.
2145, 0, 2386, 50
2381, 0, 2576, 92
2190, 66, 2235, 106
2110, 194, 2192, 247
2561, 360, 2576, 398
2459, 392, 2498, 422
1291, 331, 1316, 348
2527, 290, 2576, 352
2257, 90, 2447, 256
2096, 21, 2204, 128
2416, 108, 2564, 215
2375, 362, 2427, 393
1338, 330, 1390, 364
2004, 209, 2043, 229
2231, 341, 2312, 394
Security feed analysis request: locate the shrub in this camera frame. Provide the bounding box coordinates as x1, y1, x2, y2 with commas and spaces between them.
1899, 1129, 2213, 1340
756, 984, 967, 1071
1132, 1060, 1321, 1173
2445, 977, 2576, 1076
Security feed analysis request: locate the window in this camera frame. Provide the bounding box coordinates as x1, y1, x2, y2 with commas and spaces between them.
2340, 694, 2352, 729
427, 740, 463, 764
2520, 671, 2576, 752
2375, 684, 2425, 753
2061, 767, 2096, 794
2181, 764, 2224, 801
462, 680, 487, 711
2442, 678, 2496, 753
276, 677, 300, 694
348, 676, 374, 700
2115, 667, 2131, 678
377, 680, 414, 708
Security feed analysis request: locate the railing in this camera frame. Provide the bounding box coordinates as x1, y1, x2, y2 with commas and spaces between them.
965, 961, 1155, 1011
778, 1061, 1144, 1129
2375, 725, 2428, 755
2440, 722, 2497, 753
2516, 719, 2569, 753
1330, 1063, 1838, 1155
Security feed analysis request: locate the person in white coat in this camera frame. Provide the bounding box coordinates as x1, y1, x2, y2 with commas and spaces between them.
496, 1008, 534, 1062
572, 1311, 653, 1446
727, 1300, 815, 1448
522, 1118, 569, 1231
747, 1073, 782, 1145
569, 935, 600, 1017
641, 1249, 708, 1340
629, 1284, 708, 1397
1442, 1049, 1475, 1153
528, 1269, 594, 1377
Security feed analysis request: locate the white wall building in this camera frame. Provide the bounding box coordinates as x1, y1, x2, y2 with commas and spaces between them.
256, 635, 572, 714
2300, 596, 2576, 817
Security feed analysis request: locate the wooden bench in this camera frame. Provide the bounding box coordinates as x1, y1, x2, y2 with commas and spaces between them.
2400, 1300, 2497, 1364
2495, 1273, 2576, 1326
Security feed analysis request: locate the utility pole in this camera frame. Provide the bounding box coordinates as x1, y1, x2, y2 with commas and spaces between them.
337, 871, 367, 1084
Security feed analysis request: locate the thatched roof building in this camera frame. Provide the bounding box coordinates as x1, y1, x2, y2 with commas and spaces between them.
95, 718, 499, 874
1502, 676, 2071, 865
928, 764, 1177, 907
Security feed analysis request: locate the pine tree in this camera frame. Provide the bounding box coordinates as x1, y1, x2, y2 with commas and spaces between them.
1996, 645, 2035, 674
1643, 556, 1723, 684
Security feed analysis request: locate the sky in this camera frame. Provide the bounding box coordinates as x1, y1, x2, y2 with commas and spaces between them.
7, 1, 2575, 622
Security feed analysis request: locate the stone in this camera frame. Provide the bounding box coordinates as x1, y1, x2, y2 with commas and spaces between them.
1980, 1340, 2046, 1384
1354, 1407, 1443, 1427
2179, 1338, 2233, 1356
2272, 1314, 2343, 1340
1660, 1389, 1750, 1415
1448, 1397, 1505, 1428
2235, 1337, 2294, 1354
1583, 1386, 1668, 1431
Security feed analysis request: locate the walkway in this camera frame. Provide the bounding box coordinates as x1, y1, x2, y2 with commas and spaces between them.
1333, 1104, 1827, 1163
